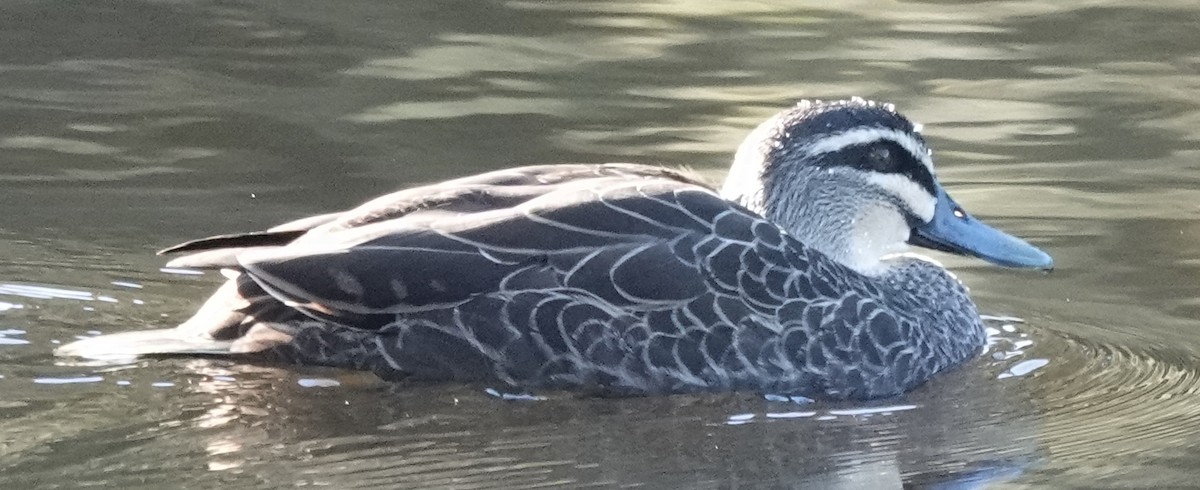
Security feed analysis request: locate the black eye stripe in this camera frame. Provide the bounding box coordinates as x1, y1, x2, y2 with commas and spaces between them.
815, 141, 937, 196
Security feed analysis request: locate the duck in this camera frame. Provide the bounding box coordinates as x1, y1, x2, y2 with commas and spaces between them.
56, 98, 1053, 400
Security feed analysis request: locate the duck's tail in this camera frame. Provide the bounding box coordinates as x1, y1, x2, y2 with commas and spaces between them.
54, 328, 235, 361
54, 276, 275, 362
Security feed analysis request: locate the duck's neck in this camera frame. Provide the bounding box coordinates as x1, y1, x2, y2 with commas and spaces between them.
721, 162, 907, 276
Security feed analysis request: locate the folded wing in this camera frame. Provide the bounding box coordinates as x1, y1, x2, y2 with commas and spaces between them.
166, 164, 758, 332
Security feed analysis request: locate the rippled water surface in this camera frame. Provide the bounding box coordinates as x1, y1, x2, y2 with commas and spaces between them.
3, 1, 1200, 488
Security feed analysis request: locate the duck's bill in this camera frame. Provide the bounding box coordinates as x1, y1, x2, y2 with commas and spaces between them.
908, 187, 1054, 270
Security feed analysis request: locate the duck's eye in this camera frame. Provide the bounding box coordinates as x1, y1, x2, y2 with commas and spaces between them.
866, 145, 894, 172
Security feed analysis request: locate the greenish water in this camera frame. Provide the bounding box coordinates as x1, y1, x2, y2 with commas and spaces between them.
2, 1, 1200, 488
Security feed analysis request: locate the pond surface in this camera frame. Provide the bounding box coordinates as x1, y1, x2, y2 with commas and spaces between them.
2, 0, 1200, 488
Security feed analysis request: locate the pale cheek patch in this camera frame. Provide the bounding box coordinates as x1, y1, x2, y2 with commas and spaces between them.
848, 206, 912, 276
866, 173, 936, 222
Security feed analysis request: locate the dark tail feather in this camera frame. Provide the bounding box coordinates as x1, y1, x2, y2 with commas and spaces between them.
157, 211, 343, 256
55, 329, 235, 361
157, 230, 307, 256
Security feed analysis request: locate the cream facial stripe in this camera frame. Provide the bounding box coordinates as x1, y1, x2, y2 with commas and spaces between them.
803, 127, 933, 173
867, 173, 936, 222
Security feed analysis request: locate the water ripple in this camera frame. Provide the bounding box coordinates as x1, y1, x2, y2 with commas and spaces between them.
1034, 333, 1200, 459
0, 283, 94, 301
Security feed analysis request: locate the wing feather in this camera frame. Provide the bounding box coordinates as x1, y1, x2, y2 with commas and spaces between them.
163, 164, 760, 334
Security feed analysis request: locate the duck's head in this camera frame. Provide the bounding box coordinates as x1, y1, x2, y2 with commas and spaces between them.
721, 98, 1053, 275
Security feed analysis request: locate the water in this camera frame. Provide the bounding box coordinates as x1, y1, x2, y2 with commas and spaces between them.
2, 0, 1199, 487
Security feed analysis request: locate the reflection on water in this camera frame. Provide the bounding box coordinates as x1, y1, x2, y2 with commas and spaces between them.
3, 0, 1200, 488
